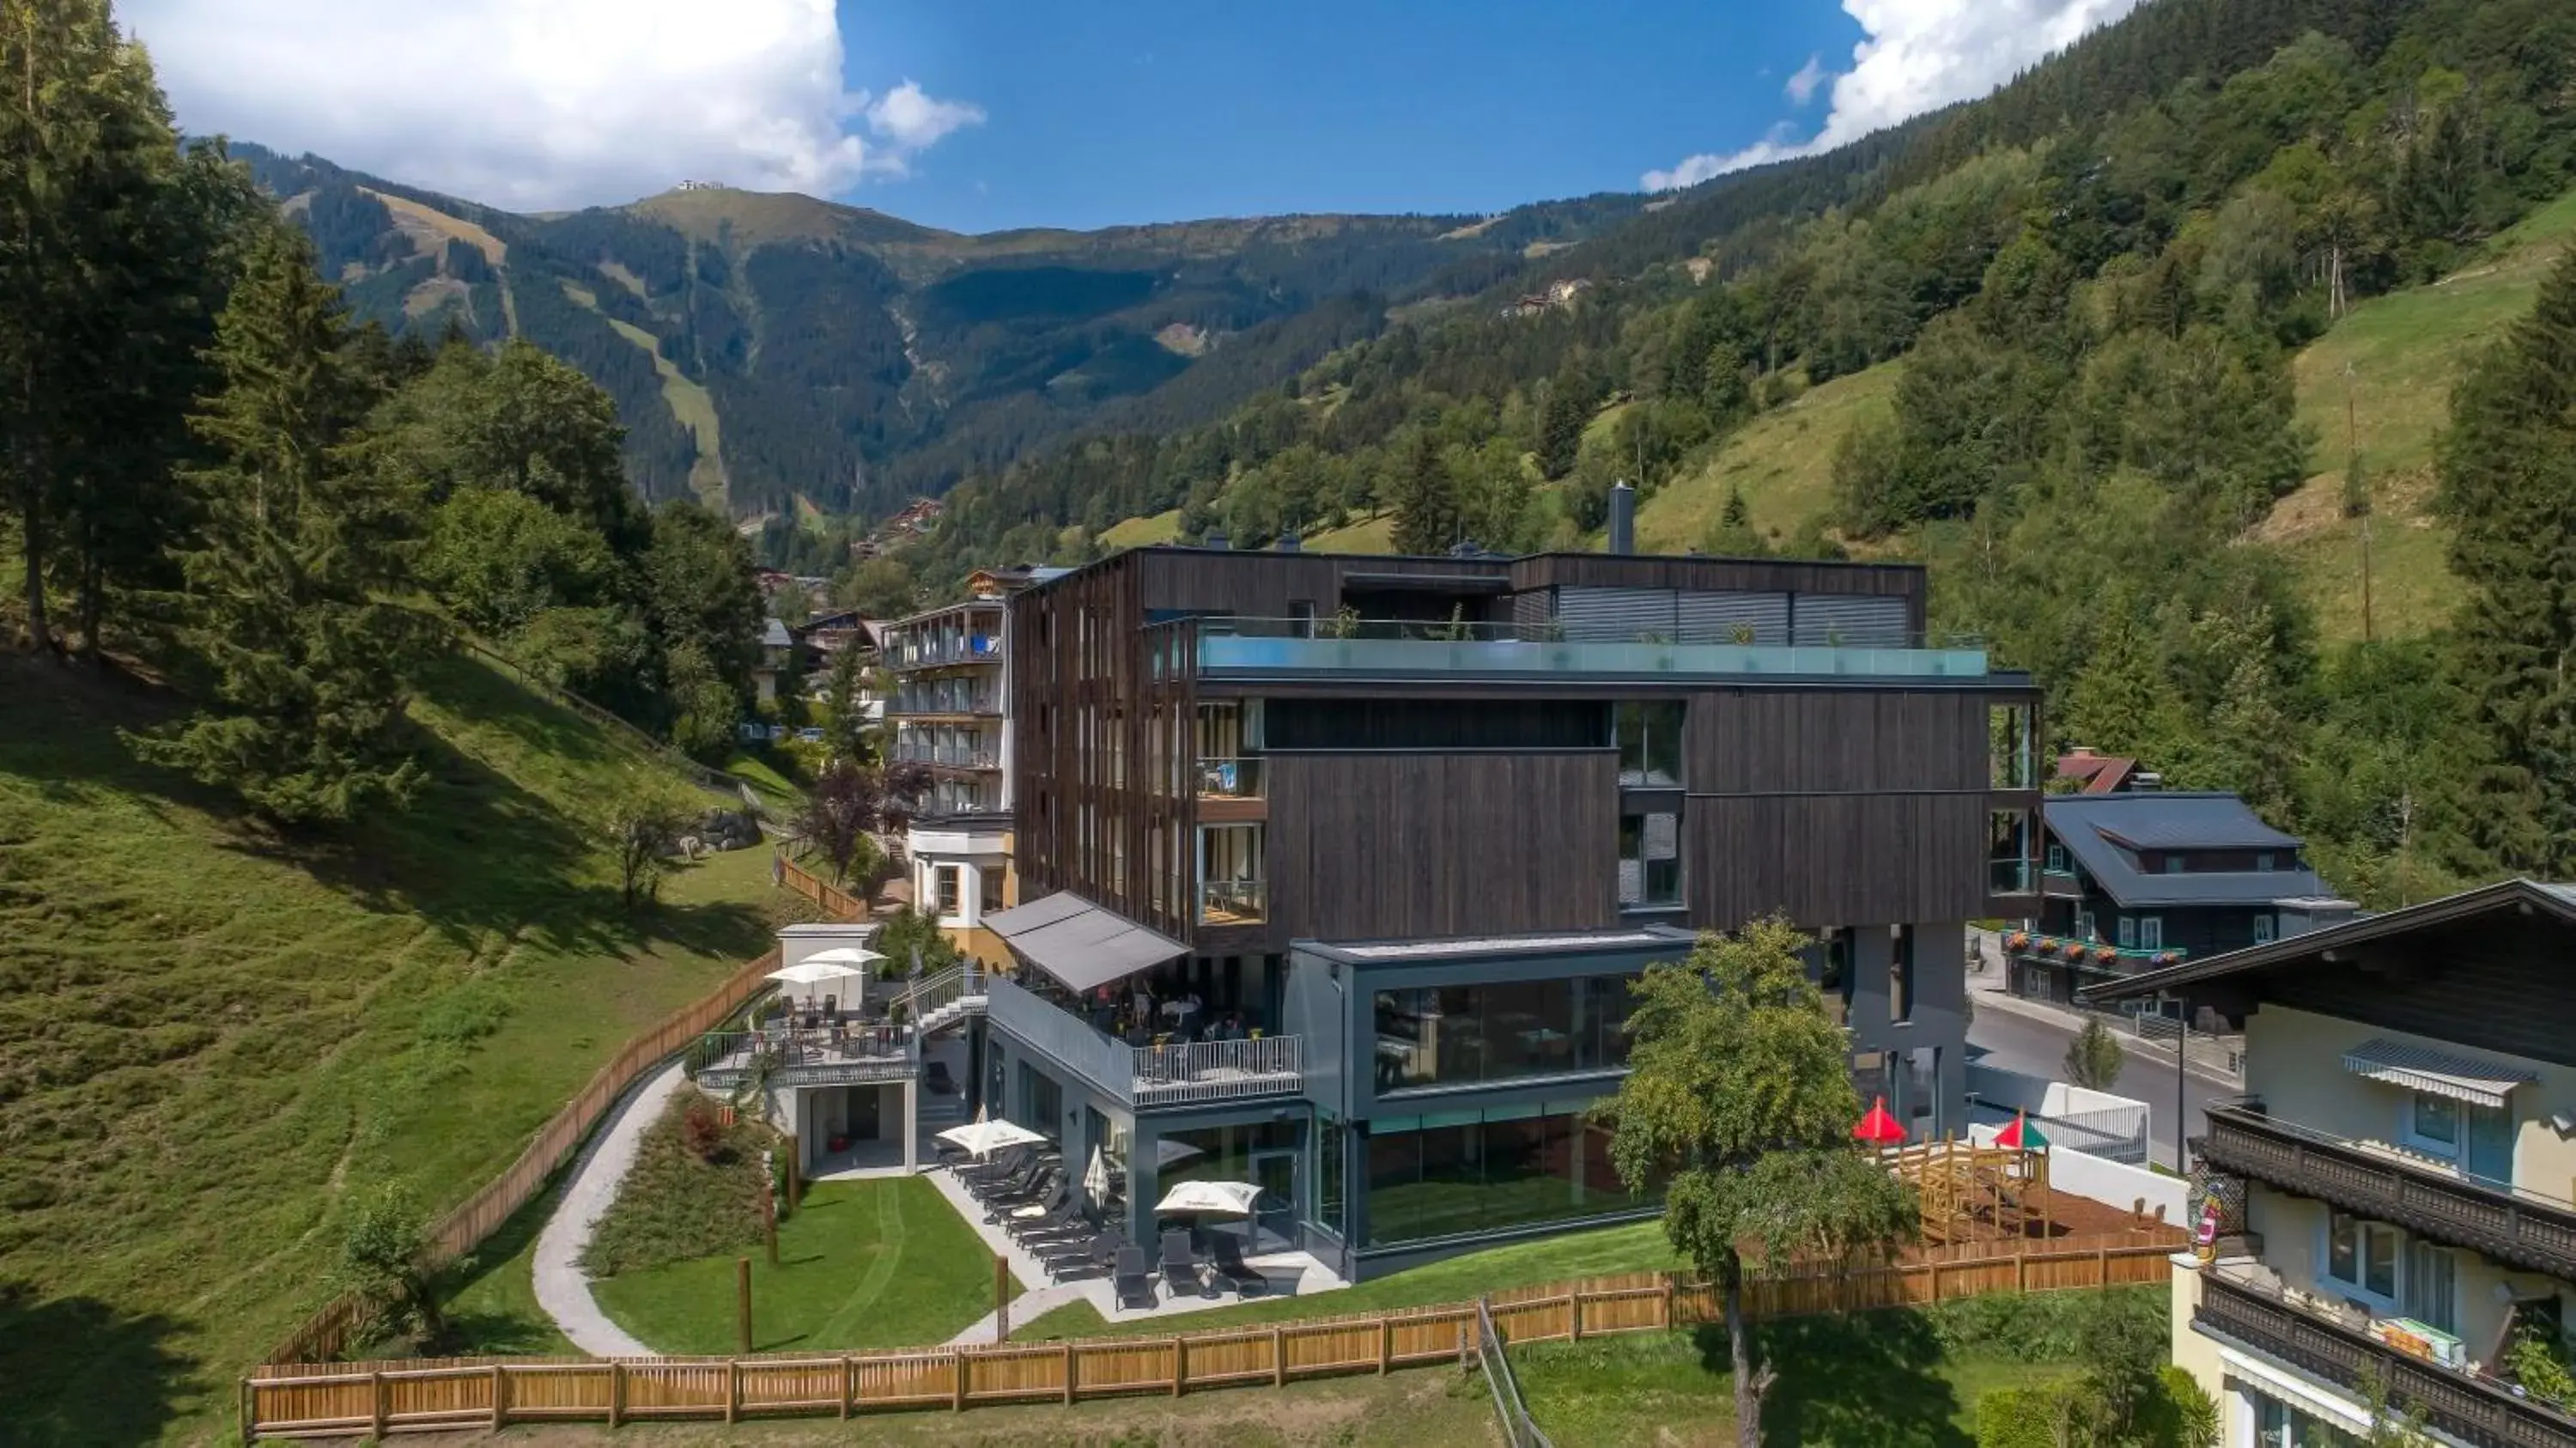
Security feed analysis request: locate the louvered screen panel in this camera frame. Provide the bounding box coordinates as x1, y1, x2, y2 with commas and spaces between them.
1556, 587, 1680, 642
1676, 590, 1790, 645
1789, 593, 1908, 647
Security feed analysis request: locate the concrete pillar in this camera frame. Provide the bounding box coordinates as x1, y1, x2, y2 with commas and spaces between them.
902, 1080, 920, 1172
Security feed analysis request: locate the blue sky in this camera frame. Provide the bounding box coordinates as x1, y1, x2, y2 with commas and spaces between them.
840, 0, 1858, 231
128, 0, 2147, 228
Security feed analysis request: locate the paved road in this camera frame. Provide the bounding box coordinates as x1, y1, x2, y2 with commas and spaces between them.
1967, 998, 2229, 1171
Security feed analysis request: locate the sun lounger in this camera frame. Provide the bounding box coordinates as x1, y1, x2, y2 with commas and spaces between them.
1159, 1229, 1207, 1300
1114, 1246, 1157, 1311
1209, 1232, 1271, 1297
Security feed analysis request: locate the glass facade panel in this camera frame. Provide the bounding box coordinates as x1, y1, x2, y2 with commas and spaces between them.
1619, 813, 1681, 906
1613, 702, 1685, 787
1372, 975, 1638, 1091
1362, 1104, 1645, 1247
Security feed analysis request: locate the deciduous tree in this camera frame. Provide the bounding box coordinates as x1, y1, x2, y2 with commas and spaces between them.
1597, 917, 1920, 1448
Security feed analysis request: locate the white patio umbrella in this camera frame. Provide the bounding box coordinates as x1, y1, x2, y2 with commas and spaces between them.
1082, 1146, 1114, 1204
937, 1116, 1046, 1159
1152, 1180, 1262, 1217
802, 946, 884, 968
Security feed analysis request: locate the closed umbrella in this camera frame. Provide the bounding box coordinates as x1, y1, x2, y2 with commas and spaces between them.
1083, 1146, 1114, 1205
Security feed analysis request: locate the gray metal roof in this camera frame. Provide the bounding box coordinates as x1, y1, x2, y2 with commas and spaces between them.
762, 618, 793, 648
985, 891, 1187, 993
2046, 792, 2323, 908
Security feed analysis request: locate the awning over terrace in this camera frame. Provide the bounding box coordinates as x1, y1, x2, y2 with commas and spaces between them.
982, 891, 1188, 993
2341, 1037, 2537, 1110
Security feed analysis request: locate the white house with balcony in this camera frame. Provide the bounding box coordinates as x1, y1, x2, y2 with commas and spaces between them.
2089, 880, 2576, 1448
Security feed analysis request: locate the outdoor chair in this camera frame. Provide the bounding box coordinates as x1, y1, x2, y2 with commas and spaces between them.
1208, 1232, 1271, 1298
1041, 1231, 1121, 1283
1113, 1246, 1157, 1311
955, 1145, 1026, 1184
999, 1179, 1072, 1231
1158, 1229, 1209, 1300
1013, 1199, 1091, 1246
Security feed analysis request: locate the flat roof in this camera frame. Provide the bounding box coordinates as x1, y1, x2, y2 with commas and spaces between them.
1297, 924, 1697, 964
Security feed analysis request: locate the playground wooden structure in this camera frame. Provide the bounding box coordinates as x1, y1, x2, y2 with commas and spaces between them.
1886, 1136, 2056, 1244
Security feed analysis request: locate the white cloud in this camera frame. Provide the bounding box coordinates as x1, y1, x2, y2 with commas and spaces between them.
1784, 53, 1831, 106
122, 0, 984, 211
866, 80, 984, 154
1643, 0, 2146, 192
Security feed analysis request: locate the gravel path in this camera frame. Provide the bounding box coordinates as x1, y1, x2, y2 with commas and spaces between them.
530, 1061, 688, 1358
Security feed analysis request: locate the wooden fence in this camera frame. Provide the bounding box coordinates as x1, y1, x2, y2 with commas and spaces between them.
243, 1231, 2184, 1439
776, 856, 871, 922
263, 948, 787, 1366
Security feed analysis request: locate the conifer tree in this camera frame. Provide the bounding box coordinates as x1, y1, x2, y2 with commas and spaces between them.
130, 226, 443, 824
1388, 430, 1459, 555
2437, 246, 2576, 873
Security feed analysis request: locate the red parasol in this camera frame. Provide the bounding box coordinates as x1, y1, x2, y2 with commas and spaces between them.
1994, 1110, 2051, 1152
1853, 1095, 1906, 1146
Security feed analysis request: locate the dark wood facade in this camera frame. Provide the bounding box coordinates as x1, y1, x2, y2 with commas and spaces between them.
1266, 750, 1622, 940
1011, 545, 2035, 954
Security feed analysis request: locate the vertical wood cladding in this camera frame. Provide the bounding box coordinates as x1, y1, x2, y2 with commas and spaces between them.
2250, 915, 2576, 1069
1687, 794, 1990, 928
1267, 751, 1621, 940
1686, 690, 1993, 794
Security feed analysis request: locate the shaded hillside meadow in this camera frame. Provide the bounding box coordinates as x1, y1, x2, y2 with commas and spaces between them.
0, 650, 812, 1445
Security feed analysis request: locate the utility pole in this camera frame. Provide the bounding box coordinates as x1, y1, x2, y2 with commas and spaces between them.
2173, 994, 2191, 1176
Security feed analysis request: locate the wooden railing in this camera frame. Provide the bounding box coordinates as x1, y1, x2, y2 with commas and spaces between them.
2202, 1103, 2576, 1281
776, 856, 870, 921
2198, 1265, 2576, 1448
1474, 1296, 1554, 1448
263, 949, 787, 1366
245, 1231, 2183, 1437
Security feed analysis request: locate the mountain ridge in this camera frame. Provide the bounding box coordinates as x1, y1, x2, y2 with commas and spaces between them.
240, 140, 1656, 526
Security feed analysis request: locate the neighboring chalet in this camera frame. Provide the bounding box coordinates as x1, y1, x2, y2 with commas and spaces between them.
2006, 791, 2345, 1006
945, 487, 2044, 1277
2058, 746, 2146, 794
752, 618, 797, 704
2092, 881, 2576, 1448
882, 565, 1063, 961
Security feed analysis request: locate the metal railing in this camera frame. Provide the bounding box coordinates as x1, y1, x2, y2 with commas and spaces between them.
887, 634, 1003, 669
895, 743, 1001, 769
1198, 879, 1268, 926
986, 975, 1302, 1108
1131, 1033, 1303, 1107
890, 684, 1002, 715
1473, 1296, 1555, 1448
2198, 1263, 2576, 1448
2201, 1103, 2576, 1279
1195, 756, 1264, 799
890, 964, 989, 1030
689, 1023, 917, 1091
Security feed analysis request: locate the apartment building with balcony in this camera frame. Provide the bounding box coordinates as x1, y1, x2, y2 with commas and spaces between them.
884, 566, 1065, 961
2092, 880, 2576, 1448
963, 520, 2043, 1278
2007, 792, 2340, 1006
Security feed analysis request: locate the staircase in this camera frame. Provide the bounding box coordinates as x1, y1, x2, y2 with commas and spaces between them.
892, 965, 989, 1035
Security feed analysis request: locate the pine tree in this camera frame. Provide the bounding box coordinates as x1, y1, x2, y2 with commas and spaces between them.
129, 226, 444, 824
2437, 246, 2576, 873
0, 0, 198, 654
1388, 430, 1460, 555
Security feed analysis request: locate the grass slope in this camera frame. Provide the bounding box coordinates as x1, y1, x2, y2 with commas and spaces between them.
592, 1176, 1012, 1355
1099, 508, 1183, 550
0, 651, 810, 1443
1635, 365, 1899, 555
2265, 186, 2576, 643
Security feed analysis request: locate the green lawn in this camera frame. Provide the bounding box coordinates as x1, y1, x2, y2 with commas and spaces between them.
1021, 1218, 1684, 1342
591, 1176, 1017, 1355
1100, 508, 1185, 550
1513, 1317, 2081, 1448
720, 749, 804, 812
0, 649, 812, 1444
442, 1181, 579, 1357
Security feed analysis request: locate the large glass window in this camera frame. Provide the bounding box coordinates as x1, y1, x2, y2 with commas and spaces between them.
1316, 1112, 1347, 1238
1613, 702, 1684, 787
2410, 1092, 2459, 1154
1619, 813, 1681, 907
1362, 1103, 1646, 1247
1373, 975, 1638, 1091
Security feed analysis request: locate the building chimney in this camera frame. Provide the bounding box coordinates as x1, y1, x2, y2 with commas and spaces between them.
1607, 481, 1636, 555
1203, 528, 1229, 551
2129, 771, 2163, 793
1277, 528, 1300, 553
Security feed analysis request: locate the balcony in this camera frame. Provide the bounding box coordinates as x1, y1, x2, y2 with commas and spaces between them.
1195, 757, 1264, 800
1185, 617, 1990, 682
2002, 930, 2186, 976
689, 1023, 917, 1092
2196, 1262, 2576, 1448
987, 976, 1303, 1109
895, 744, 1002, 770
2202, 1103, 2576, 1281
890, 684, 1002, 718
1199, 879, 1267, 927
888, 631, 1004, 671
2041, 867, 2082, 897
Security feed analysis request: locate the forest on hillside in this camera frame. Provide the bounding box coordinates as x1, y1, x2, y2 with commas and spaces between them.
0, 3, 769, 825
896, 0, 2576, 907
